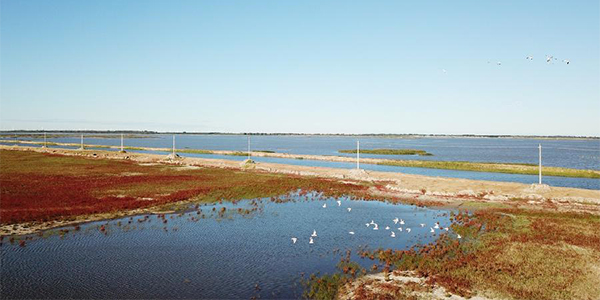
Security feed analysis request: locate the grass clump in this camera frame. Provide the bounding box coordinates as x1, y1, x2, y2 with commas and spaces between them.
178, 149, 214, 154
378, 160, 600, 179
340, 148, 433, 156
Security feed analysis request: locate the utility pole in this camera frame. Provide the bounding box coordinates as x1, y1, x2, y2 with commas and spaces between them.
172, 135, 176, 156
120, 134, 124, 152
80, 134, 84, 150
356, 140, 360, 170
538, 144, 542, 184
43, 132, 47, 148
247, 135, 251, 159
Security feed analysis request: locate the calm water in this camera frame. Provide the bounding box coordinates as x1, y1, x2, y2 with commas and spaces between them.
2, 134, 599, 190
0, 195, 451, 299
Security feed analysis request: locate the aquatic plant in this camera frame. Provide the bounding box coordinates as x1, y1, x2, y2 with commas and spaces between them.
340, 148, 433, 156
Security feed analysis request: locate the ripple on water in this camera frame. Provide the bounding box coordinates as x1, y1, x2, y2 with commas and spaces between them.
1, 193, 453, 299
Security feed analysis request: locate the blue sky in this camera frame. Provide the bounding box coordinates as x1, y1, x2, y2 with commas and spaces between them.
1, 0, 599, 136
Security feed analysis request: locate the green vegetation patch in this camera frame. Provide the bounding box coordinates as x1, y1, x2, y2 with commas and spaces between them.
340, 148, 433, 156
378, 160, 600, 179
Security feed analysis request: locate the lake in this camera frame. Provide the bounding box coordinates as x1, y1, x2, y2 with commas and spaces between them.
0, 194, 451, 299
2, 134, 599, 190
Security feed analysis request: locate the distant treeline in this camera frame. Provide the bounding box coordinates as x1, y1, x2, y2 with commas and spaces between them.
0, 130, 597, 140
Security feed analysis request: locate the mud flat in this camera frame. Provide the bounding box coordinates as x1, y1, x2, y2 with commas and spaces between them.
1, 144, 598, 235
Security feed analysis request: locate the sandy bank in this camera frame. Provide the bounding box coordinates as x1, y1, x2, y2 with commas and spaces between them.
2, 145, 598, 212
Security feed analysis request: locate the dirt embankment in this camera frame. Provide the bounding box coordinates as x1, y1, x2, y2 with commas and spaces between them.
1, 145, 599, 235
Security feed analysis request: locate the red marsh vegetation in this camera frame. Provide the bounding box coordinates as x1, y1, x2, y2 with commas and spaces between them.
0, 150, 373, 224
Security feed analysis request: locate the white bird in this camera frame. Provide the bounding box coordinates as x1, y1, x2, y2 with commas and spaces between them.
406, 228, 411, 233
365, 223, 370, 227
373, 224, 379, 230
457, 234, 462, 239
291, 237, 297, 244
420, 223, 425, 227
393, 217, 399, 224
311, 230, 317, 237
309, 237, 314, 244
430, 227, 435, 233
349, 231, 355, 235
322, 203, 327, 208
562, 59, 570, 65
526, 55, 533, 61
399, 219, 405, 225
434, 223, 440, 229
391, 231, 396, 237
546, 55, 553, 63
347, 208, 352, 212
369, 220, 376, 225
497, 61, 502, 66
444, 227, 449, 231
398, 227, 403, 232
336, 200, 341, 206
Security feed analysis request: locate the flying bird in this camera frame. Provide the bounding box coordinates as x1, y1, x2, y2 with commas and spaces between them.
526, 55, 533, 61
311, 230, 317, 237
322, 203, 327, 208
349, 231, 355, 235
309, 237, 314, 244
347, 208, 352, 212
336, 200, 341, 206
562, 59, 570, 65
391, 231, 396, 238
291, 237, 297, 244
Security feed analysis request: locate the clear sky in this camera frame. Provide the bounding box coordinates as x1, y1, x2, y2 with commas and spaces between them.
1, 0, 599, 136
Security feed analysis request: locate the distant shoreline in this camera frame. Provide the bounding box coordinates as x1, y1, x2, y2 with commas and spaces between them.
0, 130, 598, 140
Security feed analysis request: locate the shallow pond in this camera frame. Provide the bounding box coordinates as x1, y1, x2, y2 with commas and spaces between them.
0, 194, 452, 299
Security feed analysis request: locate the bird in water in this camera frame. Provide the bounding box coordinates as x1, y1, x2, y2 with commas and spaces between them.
291, 237, 297, 244
385, 226, 390, 230
311, 230, 317, 237
347, 208, 352, 212
391, 231, 396, 238
349, 231, 355, 235
309, 237, 314, 244
457, 234, 462, 239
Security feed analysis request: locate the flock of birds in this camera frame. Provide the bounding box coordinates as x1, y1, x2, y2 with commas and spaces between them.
493, 54, 570, 67
290, 201, 461, 245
